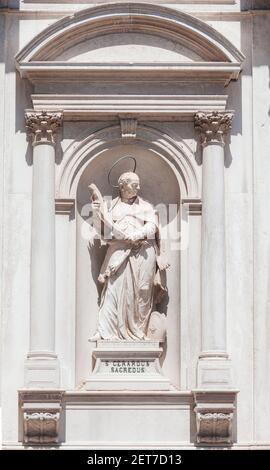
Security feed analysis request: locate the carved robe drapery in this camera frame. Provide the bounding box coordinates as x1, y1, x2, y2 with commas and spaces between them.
96, 196, 160, 340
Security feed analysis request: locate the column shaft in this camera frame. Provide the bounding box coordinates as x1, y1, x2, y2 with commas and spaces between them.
195, 111, 233, 388
30, 142, 56, 354
201, 142, 226, 354
24, 110, 62, 387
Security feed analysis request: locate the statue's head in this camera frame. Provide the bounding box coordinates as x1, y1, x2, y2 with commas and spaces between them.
118, 172, 140, 199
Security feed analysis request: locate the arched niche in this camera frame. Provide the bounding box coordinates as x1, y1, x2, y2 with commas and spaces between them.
61, 124, 199, 388
76, 143, 181, 386
57, 124, 199, 200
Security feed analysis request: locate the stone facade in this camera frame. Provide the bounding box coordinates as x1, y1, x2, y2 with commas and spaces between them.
0, 0, 270, 449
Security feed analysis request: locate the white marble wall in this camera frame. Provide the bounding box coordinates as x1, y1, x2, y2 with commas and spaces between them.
0, 13, 5, 413
252, 13, 270, 444
225, 15, 254, 444
1, 12, 32, 445
1, 1, 270, 447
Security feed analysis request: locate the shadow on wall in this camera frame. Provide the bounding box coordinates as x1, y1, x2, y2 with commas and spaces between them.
2, 7, 35, 166
251, 13, 270, 118
241, 0, 270, 10
241, 6, 270, 117
241, 0, 270, 115
13, 15, 34, 140
0, 1, 20, 9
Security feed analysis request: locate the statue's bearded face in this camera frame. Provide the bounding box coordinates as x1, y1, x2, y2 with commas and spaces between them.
119, 173, 140, 199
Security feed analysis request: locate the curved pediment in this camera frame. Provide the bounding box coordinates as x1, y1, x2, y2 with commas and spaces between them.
15, 3, 244, 84
54, 32, 204, 63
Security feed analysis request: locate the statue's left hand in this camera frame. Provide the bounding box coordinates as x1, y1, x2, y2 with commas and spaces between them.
157, 254, 170, 270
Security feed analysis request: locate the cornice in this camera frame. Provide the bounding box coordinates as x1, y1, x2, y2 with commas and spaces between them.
19, 62, 242, 86
31, 93, 228, 121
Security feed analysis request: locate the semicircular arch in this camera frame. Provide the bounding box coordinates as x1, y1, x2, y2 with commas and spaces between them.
16, 3, 244, 66
56, 123, 200, 201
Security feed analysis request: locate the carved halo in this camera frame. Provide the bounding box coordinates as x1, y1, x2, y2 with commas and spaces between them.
108, 156, 137, 188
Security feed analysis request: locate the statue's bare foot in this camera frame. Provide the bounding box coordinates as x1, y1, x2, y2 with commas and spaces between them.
88, 331, 102, 342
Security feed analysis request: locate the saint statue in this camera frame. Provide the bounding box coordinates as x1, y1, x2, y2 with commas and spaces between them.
89, 165, 169, 342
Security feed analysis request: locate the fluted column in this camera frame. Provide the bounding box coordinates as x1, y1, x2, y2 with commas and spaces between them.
24, 110, 63, 388
195, 111, 233, 389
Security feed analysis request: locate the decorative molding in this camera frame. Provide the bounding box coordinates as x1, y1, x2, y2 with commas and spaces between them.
18, 389, 238, 446
65, 390, 193, 408
19, 391, 64, 446
2, 12, 252, 22
182, 198, 202, 215
21, 1, 236, 5
195, 411, 233, 445
194, 111, 233, 147
19, 391, 64, 403
193, 390, 237, 446
15, 4, 244, 62
15, 3, 244, 86
120, 118, 137, 141
25, 110, 63, 146
31, 94, 228, 121
55, 198, 75, 215
56, 124, 199, 200
23, 411, 60, 445
18, 63, 242, 86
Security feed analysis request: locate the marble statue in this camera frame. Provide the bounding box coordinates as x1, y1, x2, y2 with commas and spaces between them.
89, 171, 169, 341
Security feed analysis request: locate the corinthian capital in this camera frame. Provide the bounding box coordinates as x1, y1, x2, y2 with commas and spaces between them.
25, 110, 63, 146
194, 111, 233, 147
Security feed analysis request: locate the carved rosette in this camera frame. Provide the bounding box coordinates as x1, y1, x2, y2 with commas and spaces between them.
194, 111, 233, 147
23, 411, 60, 444
25, 110, 63, 146
196, 411, 233, 445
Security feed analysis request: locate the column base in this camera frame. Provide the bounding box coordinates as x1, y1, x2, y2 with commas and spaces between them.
197, 355, 232, 389
24, 353, 60, 388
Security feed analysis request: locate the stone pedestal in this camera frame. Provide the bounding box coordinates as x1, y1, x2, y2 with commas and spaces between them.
197, 355, 232, 390
19, 390, 193, 448
84, 341, 170, 391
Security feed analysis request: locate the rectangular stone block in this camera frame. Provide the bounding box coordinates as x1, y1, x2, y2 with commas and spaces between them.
84, 340, 170, 391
